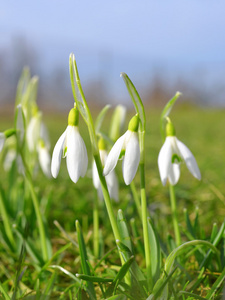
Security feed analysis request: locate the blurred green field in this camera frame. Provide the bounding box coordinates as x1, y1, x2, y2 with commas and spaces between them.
1, 104, 224, 238
0, 103, 225, 298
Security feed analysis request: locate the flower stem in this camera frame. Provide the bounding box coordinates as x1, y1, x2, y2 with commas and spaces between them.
139, 131, 152, 289
130, 181, 142, 221
169, 184, 181, 246
93, 195, 99, 258
93, 154, 121, 242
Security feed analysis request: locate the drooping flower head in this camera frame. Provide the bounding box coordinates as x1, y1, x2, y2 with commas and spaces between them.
93, 137, 118, 201
158, 118, 201, 186
51, 106, 88, 183
103, 114, 140, 185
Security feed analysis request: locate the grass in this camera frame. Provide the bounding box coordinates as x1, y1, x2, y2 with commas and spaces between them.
0, 102, 225, 299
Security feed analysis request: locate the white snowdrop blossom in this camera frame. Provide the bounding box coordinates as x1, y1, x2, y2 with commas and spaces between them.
103, 115, 140, 185
51, 107, 88, 183
158, 122, 201, 186
0, 133, 6, 152
37, 140, 52, 178
93, 149, 119, 201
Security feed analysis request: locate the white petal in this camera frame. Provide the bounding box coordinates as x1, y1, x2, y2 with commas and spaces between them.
158, 137, 173, 186
123, 132, 140, 185
168, 163, 180, 185
26, 117, 40, 151
0, 133, 6, 152
66, 126, 88, 183
92, 160, 99, 189
106, 170, 119, 201
38, 146, 52, 178
176, 138, 201, 180
40, 122, 50, 150
103, 132, 126, 176
51, 128, 67, 178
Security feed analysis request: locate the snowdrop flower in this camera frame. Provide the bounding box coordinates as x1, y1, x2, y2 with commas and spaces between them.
103, 115, 140, 185
51, 107, 88, 183
0, 133, 6, 152
158, 120, 201, 186
93, 138, 118, 201
0, 129, 16, 154
37, 141, 51, 178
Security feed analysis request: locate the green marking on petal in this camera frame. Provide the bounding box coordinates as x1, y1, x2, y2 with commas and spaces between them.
119, 149, 125, 160
63, 147, 67, 157
171, 154, 181, 164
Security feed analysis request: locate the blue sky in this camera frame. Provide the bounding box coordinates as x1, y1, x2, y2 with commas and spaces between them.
1, 1, 225, 105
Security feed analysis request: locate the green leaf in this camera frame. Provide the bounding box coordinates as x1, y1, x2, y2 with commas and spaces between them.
130, 218, 145, 257
49, 265, 80, 283
120, 73, 145, 131
109, 105, 126, 142
160, 91, 181, 141
76, 274, 113, 283
76, 220, 96, 300
165, 240, 220, 275
116, 241, 148, 298
147, 218, 161, 284
95, 104, 111, 134
106, 295, 127, 300
117, 209, 133, 253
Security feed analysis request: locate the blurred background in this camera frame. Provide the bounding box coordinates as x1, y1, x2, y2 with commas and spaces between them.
1, 0, 225, 111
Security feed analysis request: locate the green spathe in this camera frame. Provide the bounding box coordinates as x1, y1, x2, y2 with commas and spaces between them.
128, 114, 139, 132
68, 107, 79, 126
98, 137, 106, 150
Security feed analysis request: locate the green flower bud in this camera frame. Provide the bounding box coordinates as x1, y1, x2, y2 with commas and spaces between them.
128, 114, 139, 132
98, 137, 106, 150
68, 107, 79, 126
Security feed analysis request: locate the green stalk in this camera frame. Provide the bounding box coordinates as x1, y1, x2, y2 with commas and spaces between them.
93, 195, 99, 258
21, 153, 49, 261
93, 154, 121, 242
139, 130, 152, 289
169, 184, 181, 246
130, 181, 142, 220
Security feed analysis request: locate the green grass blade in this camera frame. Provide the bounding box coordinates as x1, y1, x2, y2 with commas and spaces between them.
147, 218, 161, 284
199, 219, 225, 270
75, 220, 96, 300
106, 295, 127, 300
49, 265, 80, 283
76, 274, 113, 283
205, 266, 225, 299
0, 282, 11, 300
179, 291, 207, 300
183, 208, 196, 239
14, 225, 44, 266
